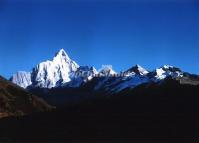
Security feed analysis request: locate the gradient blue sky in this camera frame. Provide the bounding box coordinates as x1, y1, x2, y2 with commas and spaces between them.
0, 0, 199, 78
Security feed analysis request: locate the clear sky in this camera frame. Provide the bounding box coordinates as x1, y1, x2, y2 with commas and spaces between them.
0, 0, 199, 78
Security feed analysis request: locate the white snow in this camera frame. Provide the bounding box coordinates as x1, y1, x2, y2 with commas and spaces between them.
11, 49, 80, 88
32, 49, 79, 88
124, 65, 149, 76
66, 66, 98, 87
93, 65, 184, 93
135, 64, 149, 75
10, 71, 32, 88
113, 75, 149, 92
152, 65, 183, 82
98, 65, 117, 76
155, 68, 166, 80
10, 49, 184, 92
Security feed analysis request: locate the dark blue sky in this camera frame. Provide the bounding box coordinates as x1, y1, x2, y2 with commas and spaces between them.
0, 0, 199, 78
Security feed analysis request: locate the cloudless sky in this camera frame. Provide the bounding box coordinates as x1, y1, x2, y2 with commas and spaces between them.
0, 0, 199, 78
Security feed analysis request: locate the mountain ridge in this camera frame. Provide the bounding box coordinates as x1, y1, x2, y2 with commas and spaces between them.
0, 75, 53, 118
10, 49, 199, 93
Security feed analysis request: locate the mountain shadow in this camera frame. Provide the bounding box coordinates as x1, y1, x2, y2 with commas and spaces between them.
0, 78, 199, 143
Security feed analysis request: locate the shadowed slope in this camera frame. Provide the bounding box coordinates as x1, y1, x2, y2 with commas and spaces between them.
0, 76, 53, 118
0, 78, 199, 143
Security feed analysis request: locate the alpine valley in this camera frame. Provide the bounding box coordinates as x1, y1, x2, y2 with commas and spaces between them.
0, 49, 199, 143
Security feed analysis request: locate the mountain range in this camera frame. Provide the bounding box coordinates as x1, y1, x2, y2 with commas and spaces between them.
1, 48, 199, 142
10, 49, 199, 92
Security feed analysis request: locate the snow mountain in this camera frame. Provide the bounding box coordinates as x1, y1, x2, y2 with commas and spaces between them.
11, 49, 79, 88
89, 65, 150, 92
84, 65, 196, 93
124, 64, 149, 76
98, 66, 117, 76
148, 65, 183, 82
10, 49, 199, 94
65, 66, 98, 87
10, 71, 32, 89
30, 49, 79, 88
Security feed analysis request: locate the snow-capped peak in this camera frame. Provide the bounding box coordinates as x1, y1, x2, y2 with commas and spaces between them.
53, 48, 70, 62
11, 48, 80, 89
125, 64, 149, 75
150, 65, 183, 81
161, 65, 182, 72
162, 65, 173, 69
73, 66, 98, 78
98, 65, 117, 76
10, 71, 32, 88
64, 66, 98, 87
31, 49, 79, 88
